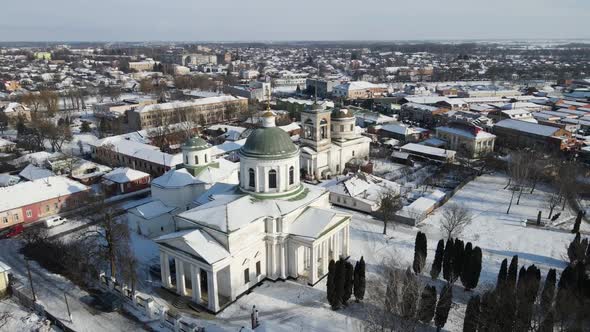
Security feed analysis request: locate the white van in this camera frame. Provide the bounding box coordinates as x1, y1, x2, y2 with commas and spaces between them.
44, 216, 67, 228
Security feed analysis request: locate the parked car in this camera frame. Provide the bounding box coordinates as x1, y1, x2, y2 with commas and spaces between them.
0, 224, 24, 239
87, 288, 122, 312
44, 216, 67, 228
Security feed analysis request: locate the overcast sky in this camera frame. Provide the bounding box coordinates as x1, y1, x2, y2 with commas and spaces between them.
2, 0, 588, 42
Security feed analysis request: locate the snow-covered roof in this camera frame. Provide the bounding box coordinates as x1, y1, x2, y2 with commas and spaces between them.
0, 176, 89, 212
436, 126, 496, 140
103, 167, 149, 183
129, 200, 175, 219
210, 139, 246, 157
494, 119, 560, 137
19, 164, 54, 181
10, 151, 52, 166
156, 229, 230, 265
0, 138, 16, 147
136, 95, 245, 114
325, 172, 401, 205
289, 207, 349, 239
91, 136, 182, 167
400, 143, 456, 158
179, 184, 327, 233
152, 159, 238, 189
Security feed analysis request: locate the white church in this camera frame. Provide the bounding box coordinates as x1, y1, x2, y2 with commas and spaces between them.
150, 112, 352, 314
300, 103, 371, 180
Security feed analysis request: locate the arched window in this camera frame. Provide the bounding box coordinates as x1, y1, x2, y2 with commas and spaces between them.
269, 170, 277, 189
194, 155, 199, 164
204, 154, 208, 163
248, 168, 255, 188
289, 166, 294, 185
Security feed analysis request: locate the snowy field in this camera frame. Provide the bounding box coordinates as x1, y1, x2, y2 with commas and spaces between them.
212, 173, 576, 332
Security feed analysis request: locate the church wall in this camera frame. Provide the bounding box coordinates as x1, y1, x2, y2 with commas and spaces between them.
151, 184, 207, 210
128, 212, 175, 238
227, 226, 267, 300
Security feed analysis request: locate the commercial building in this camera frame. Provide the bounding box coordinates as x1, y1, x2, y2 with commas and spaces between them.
493, 119, 573, 152
225, 82, 271, 102
305, 78, 339, 97
435, 122, 496, 158
0, 176, 89, 229
332, 81, 389, 100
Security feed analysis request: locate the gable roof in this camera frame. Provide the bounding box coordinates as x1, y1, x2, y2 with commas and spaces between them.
156, 229, 230, 265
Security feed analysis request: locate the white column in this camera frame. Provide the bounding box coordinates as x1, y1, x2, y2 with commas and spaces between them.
176, 260, 186, 296
345, 225, 350, 257
331, 235, 337, 260
280, 242, 286, 279
310, 245, 317, 284
207, 270, 219, 312
323, 241, 329, 273
255, 167, 260, 192
191, 265, 201, 303
161, 252, 172, 288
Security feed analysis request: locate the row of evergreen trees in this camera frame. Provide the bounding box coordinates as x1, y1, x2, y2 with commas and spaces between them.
326, 257, 366, 310
567, 231, 590, 265
416, 235, 482, 290
463, 247, 590, 331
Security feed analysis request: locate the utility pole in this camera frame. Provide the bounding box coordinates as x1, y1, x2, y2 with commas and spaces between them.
64, 292, 72, 321
25, 259, 36, 302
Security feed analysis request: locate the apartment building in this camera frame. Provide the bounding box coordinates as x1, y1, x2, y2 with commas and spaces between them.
127, 96, 248, 130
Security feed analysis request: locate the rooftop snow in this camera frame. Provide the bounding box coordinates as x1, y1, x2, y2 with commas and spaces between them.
0, 176, 89, 212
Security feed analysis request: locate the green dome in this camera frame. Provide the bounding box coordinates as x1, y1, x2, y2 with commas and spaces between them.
182, 137, 209, 151
240, 127, 298, 159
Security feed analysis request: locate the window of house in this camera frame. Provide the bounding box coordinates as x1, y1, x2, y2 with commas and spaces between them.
269, 170, 277, 189
337, 196, 341, 203
256, 261, 261, 276
54, 203, 58, 210
352, 150, 355, 157
350, 124, 354, 131
248, 168, 255, 188
244, 268, 250, 284
13, 214, 18, 221
45, 205, 50, 212
289, 166, 294, 185
2, 217, 7, 224
26, 210, 32, 218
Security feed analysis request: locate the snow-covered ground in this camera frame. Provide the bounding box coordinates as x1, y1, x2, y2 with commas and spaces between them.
0, 297, 51, 332
213, 173, 576, 332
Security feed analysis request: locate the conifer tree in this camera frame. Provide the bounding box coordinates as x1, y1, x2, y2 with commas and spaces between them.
497, 258, 508, 290
540, 310, 554, 332
333, 259, 346, 310
417, 285, 437, 324
434, 283, 453, 332
430, 239, 445, 280
540, 269, 556, 314
442, 238, 454, 282
507, 255, 519, 292
461, 242, 473, 288
479, 290, 498, 332
463, 295, 480, 332
452, 239, 465, 283
327, 259, 336, 306
464, 246, 482, 290
343, 260, 354, 305
353, 256, 366, 302
413, 232, 427, 274
401, 267, 418, 319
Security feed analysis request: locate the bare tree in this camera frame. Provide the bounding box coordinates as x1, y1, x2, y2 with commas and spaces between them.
546, 192, 561, 219
440, 203, 472, 240
378, 188, 403, 235
78, 194, 130, 278
360, 258, 424, 332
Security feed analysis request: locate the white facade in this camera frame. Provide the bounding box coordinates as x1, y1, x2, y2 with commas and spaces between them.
300, 106, 371, 179
154, 113, 352, 314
